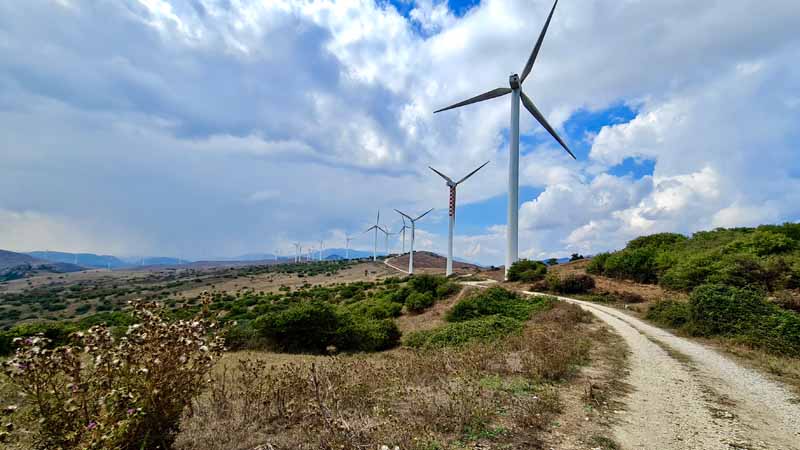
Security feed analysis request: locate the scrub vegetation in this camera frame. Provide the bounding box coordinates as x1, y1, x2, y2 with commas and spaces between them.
586, 224, 800, 356
0, 267, 603, 450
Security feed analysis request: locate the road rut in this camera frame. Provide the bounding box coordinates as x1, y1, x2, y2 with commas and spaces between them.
538, 293, 800, 450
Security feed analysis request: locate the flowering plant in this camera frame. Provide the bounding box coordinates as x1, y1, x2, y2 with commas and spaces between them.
2, 298, 223, 450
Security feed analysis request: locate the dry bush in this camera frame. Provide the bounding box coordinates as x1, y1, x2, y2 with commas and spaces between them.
177, 301, 592, 450
1, 300, 223, 450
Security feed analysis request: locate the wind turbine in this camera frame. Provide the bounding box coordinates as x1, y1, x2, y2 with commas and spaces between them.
398, 217, 410, 254
364, 210, 385, 262
345, 236, 353, 260
395, 208, 433, 275
294, 243, 301, 263
379, 225, 392, 256
429, 161, 490, 276
318, 240, 324, 262
434, 0, 575, 279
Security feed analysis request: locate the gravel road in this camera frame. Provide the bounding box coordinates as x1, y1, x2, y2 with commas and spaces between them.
538, 293, 800, 450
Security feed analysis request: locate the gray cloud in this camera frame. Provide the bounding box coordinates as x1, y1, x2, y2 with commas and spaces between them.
1, 0, 799, 265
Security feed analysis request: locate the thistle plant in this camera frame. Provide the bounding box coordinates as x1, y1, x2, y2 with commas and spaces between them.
2, 298, 224, 450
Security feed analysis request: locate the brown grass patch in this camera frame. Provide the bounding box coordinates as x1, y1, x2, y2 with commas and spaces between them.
175, 302, 594, 450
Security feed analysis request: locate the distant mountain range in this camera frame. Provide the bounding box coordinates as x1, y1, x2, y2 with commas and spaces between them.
24, 248, 383, 268
0, 250, 83, 281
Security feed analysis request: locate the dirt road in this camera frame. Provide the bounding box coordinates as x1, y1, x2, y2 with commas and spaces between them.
541, 293, 800, 450
382, 261, 800, 449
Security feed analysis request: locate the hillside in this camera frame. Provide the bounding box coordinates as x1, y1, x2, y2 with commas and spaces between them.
389, 251, 482, 272
0, 249, 84, 281
0, 250, 41, 269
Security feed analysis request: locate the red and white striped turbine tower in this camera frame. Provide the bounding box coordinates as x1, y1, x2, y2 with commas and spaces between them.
429, 161, 489, 276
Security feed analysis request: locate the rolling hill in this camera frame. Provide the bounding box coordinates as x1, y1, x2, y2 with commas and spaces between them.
0, 249, 84, 281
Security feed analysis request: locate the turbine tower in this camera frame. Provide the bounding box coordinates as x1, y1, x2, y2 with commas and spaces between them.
364, 210, 385, 262
395, 208, 433, 275
434, 0, 575, 279
294, 243, 301, 263
380, 226, 392, 256
398, 217, 410, 254
319, 240, 324, 262
429, 161, 490, 276
345, 236, 353, 260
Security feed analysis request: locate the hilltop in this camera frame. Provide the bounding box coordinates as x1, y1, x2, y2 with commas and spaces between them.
387, 251, 483, 273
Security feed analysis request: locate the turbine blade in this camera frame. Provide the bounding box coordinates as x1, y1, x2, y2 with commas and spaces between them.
395, 209, 413, 221
415, 208, 434, 221
456, 160, 490, 184
520, 91, 576, 159
434, 88, 511, 114
428, 166, 453, 183
376, 210, 380, 225
520, 0, 559, 84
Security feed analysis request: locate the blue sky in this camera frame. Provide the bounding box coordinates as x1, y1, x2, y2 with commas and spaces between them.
1, 0, 799, 265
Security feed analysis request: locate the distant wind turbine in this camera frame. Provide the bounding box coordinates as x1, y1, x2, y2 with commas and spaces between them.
364, 210, 385, 262
319, 240, 324, 262
429, 161, 490, 276
398, 217, 410, 254
395, 208, 433, 275
294, 243, 301, 263
434, 0, 575, 279
345, 236, 353, 260
379, 225, 392, 256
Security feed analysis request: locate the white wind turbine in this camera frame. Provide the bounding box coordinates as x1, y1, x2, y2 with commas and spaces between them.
379, 225, 392, 256
434, 0, 575, 279
318, 240, 324, 262
294, 243, 301, 263
395, 208, 433, 275
364, 210, 385, 262
429, 161, 490, 276
398, 216, 410, 254
345, 236, 353, 260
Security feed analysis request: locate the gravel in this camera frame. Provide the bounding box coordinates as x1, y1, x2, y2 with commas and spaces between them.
538, 293, 800, 450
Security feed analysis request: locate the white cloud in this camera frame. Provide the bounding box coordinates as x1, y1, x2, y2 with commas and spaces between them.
1, 0, 799, 265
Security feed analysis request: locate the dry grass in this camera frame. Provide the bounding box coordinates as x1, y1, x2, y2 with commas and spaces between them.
175, 302, 594, 450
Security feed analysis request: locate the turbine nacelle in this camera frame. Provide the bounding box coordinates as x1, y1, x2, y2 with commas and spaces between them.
509, 74, 520, 90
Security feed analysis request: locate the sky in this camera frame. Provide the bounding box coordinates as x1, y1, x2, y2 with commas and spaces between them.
1, 0, 799, 265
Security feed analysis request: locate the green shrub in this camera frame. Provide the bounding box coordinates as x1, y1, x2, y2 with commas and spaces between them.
507, 260, 548, 282
586, 253, 611, 275
627, 233, 687, 250
254, 300, 400, 353
724, 230, 796, 256
546, 273, 596, 294
409, 274, 440, 296
254, 301, 339, 353
435, 281, 461, 299
405, 292, 435, 313
386, 285, 411, 304
446, 287, 552, 322
746, 310, 800, 356
336, 315, 400, 352
403, 315, 523, 349
603, 247, 659, 284
347, 298, 403, 320
646, 300, 690, 328
688, 284, 772, 337
223, 321, 261, 351
660, 254, 718, 291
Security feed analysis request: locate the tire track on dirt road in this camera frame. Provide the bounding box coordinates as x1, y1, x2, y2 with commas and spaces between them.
535, 292, 800, 450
